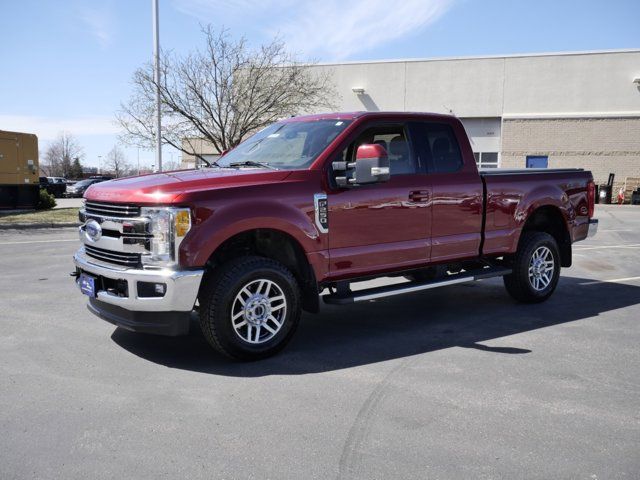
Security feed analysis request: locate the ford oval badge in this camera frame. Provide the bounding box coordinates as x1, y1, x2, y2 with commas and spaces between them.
85, 219, 102, 242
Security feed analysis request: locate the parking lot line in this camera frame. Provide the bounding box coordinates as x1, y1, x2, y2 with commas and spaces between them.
579, 276, 640, 286
0, 238, 77, 246
574, 243, 640, 251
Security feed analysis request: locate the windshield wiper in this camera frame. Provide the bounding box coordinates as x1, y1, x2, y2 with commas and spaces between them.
228, 160, 277, 170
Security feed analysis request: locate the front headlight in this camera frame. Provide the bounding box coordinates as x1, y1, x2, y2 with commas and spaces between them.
141, 207, 192, 267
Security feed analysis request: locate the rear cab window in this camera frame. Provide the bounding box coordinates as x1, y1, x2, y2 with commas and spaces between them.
409, 122, 463, 174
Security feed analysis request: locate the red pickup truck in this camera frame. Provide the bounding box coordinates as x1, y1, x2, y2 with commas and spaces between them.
74, 112, 597, 360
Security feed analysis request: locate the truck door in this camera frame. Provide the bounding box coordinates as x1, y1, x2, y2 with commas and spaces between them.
326, 122, 431, 277
409, 121, 483, 263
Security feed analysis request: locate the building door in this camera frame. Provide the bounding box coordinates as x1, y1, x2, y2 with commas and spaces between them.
526, 155, 548, 168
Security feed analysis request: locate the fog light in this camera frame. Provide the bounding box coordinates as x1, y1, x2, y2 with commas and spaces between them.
137, 281, 167, 298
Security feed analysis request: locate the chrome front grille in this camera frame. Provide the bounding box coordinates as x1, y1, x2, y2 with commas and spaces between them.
80, 202, 151, 268
85, 201, 141, 218
85, 245, 142, 268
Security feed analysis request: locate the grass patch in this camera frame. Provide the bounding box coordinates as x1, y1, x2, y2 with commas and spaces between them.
0, 208, 80, 225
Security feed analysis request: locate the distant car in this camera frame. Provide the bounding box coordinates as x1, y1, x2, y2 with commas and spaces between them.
39, 176, 66, 198
64, 178, 109, 197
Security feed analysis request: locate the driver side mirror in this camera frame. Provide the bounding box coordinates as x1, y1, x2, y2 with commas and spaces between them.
333, 143, 390, 187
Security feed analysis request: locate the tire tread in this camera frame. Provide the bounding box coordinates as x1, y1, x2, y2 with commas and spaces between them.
199, 256, 300, 360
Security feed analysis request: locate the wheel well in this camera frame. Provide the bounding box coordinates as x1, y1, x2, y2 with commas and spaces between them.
204, 229, 320, 313
521, 206, 572, 267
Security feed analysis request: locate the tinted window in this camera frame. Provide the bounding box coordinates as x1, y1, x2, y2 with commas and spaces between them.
340, 124, 418, 175
74, 179, 95, 187
409, 122, 463, 174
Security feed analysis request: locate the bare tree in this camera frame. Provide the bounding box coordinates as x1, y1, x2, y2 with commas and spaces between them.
162, 159, 181, 171
42, 132, 84, 177
117, 27, 338, 162
104, 145, 131, 178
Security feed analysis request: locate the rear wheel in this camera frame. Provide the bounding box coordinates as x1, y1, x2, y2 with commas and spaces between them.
503, 231, 560, 303
199, 256, 301, 361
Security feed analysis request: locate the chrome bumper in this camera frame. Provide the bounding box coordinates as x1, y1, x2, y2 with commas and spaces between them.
588, 218, 598, 238
73, 248, 204, 312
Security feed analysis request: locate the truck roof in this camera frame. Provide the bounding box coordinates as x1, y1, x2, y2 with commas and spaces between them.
283, 111, 458, 123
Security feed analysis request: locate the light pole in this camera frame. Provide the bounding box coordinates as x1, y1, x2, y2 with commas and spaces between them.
98, 155, 102, 175
152, 0, 162, 172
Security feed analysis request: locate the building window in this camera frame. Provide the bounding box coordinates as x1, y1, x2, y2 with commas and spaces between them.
475, 152, 499, 169
526, 155, 548, 168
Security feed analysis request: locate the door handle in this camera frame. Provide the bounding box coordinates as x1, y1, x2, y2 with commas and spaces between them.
409, 190, 430, 202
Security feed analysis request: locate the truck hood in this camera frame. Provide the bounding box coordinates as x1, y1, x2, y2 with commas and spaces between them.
84, 168, 292, 204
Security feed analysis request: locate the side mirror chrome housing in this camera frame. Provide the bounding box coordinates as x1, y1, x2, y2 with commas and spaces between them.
354, 144, 390, 184
333, 143, 390, 187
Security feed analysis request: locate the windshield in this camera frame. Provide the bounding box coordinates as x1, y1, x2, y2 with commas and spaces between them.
218, 119, 352, 170
74, 179, 95, 187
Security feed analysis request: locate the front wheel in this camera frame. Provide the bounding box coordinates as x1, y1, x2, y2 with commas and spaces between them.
503, 231, 560, 303
199, 256, 301, 361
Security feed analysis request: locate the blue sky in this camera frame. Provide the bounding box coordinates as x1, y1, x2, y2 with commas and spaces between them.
1, 0, 638, 170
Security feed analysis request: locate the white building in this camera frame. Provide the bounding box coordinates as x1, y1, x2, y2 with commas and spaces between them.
307, 49, 640, 186
183, 49, 640, 190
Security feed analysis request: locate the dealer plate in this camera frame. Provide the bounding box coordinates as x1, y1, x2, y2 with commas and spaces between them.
79, 273, 96, 297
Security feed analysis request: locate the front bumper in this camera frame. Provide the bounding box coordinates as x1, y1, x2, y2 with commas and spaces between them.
588, 218, 598, 238
73, 249, 204, 335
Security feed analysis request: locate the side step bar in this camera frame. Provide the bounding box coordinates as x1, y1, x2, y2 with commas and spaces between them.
323, 266, 512, 305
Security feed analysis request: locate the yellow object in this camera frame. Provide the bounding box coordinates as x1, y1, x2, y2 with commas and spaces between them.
0, 130, 39, 208
175, 209, 191, 237
0, 130, 38, 185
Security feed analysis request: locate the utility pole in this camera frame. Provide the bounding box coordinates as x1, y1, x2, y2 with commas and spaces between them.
152, 0, 162, 172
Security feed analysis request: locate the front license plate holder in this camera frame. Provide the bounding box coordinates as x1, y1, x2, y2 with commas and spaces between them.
79, 273, 97, 297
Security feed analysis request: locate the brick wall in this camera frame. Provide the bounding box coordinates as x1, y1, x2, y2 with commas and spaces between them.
501, 117, 640, 187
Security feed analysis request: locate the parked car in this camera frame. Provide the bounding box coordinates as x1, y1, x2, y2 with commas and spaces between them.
65, 178, 109, 197
39, 176, 66, 198
72, 112, 598, 360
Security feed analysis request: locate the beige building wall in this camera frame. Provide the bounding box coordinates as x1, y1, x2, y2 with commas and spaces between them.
310, 50, 640, 117
183, 50, 640, 186
181, 138, 220, 169
501, 117, 640, 185
308, 50, 640, 188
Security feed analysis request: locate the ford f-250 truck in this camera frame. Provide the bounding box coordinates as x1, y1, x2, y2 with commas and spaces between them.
73, 112, 598, 360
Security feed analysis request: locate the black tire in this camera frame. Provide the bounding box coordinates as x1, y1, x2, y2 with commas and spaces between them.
503, 231, 561, 303
199, 256, 301, 361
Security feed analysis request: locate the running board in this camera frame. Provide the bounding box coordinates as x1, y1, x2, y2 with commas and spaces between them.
323, 266, 512, 305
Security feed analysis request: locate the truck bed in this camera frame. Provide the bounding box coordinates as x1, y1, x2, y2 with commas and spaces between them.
479, 167, 593, 258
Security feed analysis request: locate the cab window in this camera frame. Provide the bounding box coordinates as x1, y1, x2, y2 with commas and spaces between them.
409, 122, 463, 174
340, 124, 418, 175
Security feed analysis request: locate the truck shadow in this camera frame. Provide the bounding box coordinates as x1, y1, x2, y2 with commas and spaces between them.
111, 276, 640, 377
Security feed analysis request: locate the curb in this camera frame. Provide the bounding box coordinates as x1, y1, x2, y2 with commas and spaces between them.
0, 222, 79, 230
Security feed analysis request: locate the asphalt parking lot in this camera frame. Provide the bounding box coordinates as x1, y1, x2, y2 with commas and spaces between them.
1, 205, 639, 479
